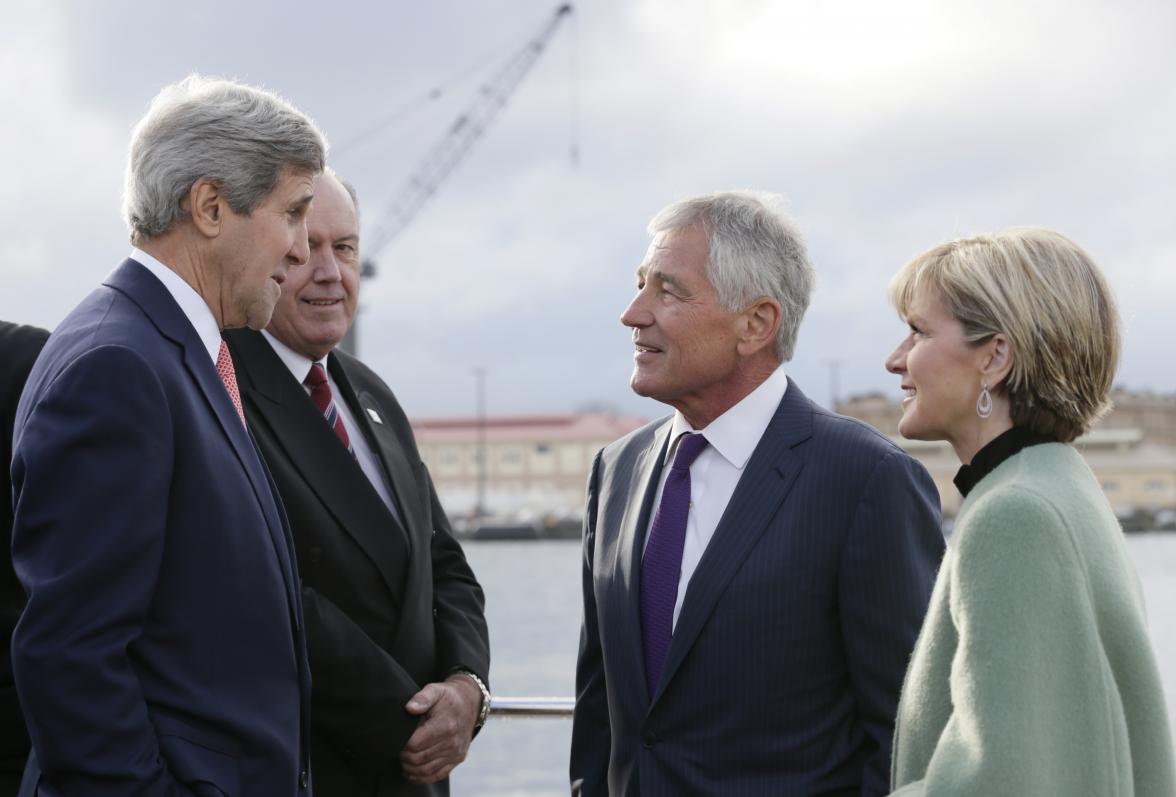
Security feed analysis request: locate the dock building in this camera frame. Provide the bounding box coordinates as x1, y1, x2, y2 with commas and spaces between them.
410, 389, 1175, 529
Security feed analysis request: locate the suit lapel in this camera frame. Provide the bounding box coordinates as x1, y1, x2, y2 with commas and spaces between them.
614, 420, 672, 701
329, 357, 423, 551
328, 354, 437, 652
229, 331, 409, 604
104, 261, 300, 624
650, 380, 815, 705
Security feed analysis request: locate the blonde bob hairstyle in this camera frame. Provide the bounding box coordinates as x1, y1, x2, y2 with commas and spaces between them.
888, 228, 1119, 442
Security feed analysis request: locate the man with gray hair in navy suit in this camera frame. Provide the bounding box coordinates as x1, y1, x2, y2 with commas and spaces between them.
11, 76, 324, 796
571, 191, 944, 796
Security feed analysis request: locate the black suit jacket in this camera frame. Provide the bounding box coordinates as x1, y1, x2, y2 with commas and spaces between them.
571, 380, 944, 797
0, 322, 48, 795
224, 329, 489, 797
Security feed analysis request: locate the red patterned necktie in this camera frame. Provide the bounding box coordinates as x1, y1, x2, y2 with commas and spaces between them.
216, 341, 246, 427
640, 431, 708, 696
304, 363, 353, 453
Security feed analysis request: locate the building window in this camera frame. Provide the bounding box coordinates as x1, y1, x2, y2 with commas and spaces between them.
1145, 479, 1170, 492
500, 447, 522, 464
535, 443, 551, 454
440, 447, 460, 465
559, 444, 583, 473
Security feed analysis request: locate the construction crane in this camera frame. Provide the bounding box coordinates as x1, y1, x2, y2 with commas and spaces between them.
362, 3, 574, 266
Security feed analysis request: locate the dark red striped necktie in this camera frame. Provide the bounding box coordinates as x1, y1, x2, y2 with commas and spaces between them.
304, 363, 353, 453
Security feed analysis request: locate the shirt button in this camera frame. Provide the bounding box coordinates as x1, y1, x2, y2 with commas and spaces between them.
299, 770, 309, 789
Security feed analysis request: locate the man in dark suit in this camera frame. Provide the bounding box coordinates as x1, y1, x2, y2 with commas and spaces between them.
570, 192, 944, 796
224, 170, 490, 797
11, 76, 325, 795
0, 321, 48, 795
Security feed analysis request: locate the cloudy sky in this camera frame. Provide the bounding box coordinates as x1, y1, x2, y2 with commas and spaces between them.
3, 0, 1173, 420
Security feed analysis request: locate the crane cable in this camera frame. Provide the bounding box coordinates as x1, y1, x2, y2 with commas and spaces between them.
363, 4, 575, 260
568, 3, 580, 167
331, 32, 528, 160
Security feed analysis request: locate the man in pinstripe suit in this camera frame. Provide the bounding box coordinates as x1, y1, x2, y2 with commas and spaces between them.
570, 192, 944, 797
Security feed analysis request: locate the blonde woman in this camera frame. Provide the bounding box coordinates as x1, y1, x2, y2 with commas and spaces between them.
883, 228, 1174, 796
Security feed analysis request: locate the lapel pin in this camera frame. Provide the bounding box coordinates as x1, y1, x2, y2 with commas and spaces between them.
366, 407, 383, 424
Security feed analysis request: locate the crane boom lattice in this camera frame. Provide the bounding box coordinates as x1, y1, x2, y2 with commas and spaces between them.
365, 3, 574, 260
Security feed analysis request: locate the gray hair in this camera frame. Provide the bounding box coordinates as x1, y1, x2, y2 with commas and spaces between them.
648, 191, 815, 362
325, 167, 360, 224
123, 74, 327, 243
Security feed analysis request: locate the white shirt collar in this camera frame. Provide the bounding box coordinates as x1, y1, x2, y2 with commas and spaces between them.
261, 329, 325, 384
668, 364, 789, 469
130, 247, 222, 364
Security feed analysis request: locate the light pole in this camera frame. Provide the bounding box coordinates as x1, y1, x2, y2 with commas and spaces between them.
827, 359, 842, 411
474, 367, 487, 523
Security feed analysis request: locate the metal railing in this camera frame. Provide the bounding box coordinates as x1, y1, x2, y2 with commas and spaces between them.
488, 696, 574, 719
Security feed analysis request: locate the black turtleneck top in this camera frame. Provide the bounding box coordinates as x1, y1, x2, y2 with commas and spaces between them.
953, 427, 1058, 497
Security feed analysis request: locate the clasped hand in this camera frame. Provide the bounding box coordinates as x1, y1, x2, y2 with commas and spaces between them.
399, 674, 482, 784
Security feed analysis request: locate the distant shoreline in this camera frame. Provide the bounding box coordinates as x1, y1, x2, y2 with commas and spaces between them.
462, 526, 1176, 542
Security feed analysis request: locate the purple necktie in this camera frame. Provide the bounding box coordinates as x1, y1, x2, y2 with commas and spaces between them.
641, 432, 709, 696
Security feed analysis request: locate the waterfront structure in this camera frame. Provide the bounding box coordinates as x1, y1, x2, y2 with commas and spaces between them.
411, 390, 1176, 525
412, 412, 648, 525
838, 388, 1176, 518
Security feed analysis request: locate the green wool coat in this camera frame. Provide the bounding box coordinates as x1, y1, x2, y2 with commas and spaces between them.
891, 443, 1175, 796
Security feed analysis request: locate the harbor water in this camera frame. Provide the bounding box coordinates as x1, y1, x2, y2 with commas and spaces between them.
451, 534, 1176, 796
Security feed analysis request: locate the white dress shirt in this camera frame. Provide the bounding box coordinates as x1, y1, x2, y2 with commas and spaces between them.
260, 330, 403, 524
645, 364, 790, 629
130, 248, 221, 364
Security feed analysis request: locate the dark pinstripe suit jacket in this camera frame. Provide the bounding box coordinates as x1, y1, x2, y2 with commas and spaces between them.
0, 322, 48, 795
571, 379, 943, 797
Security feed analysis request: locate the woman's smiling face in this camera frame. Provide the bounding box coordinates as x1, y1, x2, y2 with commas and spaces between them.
885, 288, 989, 451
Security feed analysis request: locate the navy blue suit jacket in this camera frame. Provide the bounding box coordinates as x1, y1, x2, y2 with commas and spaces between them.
571, 380, 944, 797
10, 260, 311, 796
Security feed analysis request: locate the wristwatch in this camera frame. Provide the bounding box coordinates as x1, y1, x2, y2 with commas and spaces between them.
456, 669, 491, 731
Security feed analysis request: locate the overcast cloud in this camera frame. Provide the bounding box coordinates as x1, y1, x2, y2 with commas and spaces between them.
3, 0, 1173, 420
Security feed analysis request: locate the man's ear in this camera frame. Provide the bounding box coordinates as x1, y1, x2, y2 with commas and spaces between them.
980, 333, 1014, 390
736, 297, 781, 357
187, 178, 225, 238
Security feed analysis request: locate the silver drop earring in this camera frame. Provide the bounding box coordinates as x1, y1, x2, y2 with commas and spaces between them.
976, 382, 993, 419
